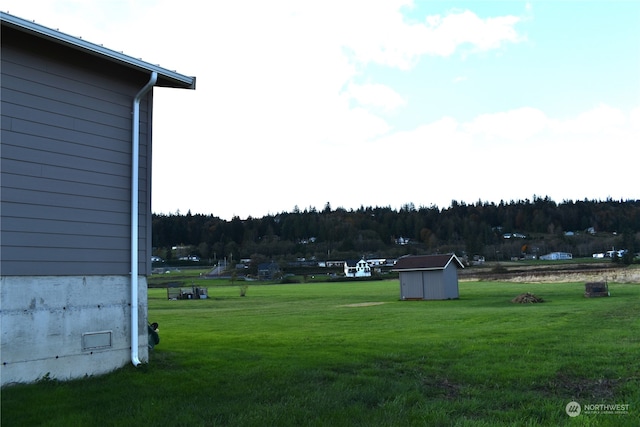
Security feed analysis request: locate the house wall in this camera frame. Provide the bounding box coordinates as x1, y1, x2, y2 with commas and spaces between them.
0, 275, 149, 385
1, 26, 153, 276
0, 25, 154, 384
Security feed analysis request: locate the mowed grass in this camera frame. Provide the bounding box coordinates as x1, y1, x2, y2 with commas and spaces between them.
2, 280, 639, 426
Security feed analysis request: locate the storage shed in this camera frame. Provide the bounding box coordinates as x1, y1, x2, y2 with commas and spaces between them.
393, 254, 464, 300
1, 12, 195, 385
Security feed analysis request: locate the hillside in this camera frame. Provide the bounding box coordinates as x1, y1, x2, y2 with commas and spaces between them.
152, 197, 640, 267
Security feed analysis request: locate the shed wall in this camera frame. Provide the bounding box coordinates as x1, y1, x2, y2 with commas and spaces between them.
0, 27, 153, 276
442, 264, 460, 299
399, 271, 424, 299
422, 270, 446, 300
398, 268, 460, 300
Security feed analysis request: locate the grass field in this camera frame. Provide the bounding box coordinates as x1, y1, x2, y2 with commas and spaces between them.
2, 279, 639, 426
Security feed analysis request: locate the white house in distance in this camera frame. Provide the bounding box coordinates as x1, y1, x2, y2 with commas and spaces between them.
1, 13, 195, 385
393, 254, 464, 300
344, 258, 372, 278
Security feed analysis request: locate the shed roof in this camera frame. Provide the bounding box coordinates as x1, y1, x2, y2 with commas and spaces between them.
392, 254, 464, 271
1, 12, 195, 90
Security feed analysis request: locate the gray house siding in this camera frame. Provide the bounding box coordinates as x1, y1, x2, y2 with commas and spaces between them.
1, 27, 152, 276
1, 13, 194, 385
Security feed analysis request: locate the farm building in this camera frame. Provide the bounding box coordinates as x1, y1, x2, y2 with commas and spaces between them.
393, 254, 464, 300
539, 252, 573, 261
258, 262, 281, 280
344, 258, 371, 278
0, 13, 195, 385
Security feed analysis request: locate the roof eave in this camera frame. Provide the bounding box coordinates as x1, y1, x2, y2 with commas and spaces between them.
392, 267, 444, 272
1, 12, 196, 90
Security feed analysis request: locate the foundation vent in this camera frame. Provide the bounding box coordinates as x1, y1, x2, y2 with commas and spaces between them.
82, 330, 112, 351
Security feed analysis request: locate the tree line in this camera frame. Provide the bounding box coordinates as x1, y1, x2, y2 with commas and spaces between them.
152, 197, 640, 265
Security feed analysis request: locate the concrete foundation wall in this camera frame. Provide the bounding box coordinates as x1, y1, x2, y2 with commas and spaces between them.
1, 275, 148, 386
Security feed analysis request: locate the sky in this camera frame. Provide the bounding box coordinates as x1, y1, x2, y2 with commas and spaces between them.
4, 1, 640, 220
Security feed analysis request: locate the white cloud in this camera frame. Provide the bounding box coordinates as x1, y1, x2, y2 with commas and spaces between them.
464, 107, 549, 142
421, 10, 524, 57
346, 83, 406, 112
6, 0, 635, 219
630, 107, 640, 130
551, 104, 627, 134
234, 2, 526, 71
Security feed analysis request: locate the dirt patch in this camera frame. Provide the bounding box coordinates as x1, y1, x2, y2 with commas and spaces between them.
339, 302, 386, 308
536, 372, 631, 400
420, 376, 462, 399
511, 292, 545, 303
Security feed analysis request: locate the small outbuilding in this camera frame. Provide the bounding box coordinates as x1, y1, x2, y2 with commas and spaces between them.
393, 254, 464, 300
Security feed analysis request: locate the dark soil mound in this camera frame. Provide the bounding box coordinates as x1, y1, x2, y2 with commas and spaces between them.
511, 292, 544, 303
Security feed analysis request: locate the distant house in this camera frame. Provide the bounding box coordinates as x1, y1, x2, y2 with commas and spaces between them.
1, 13, 195, 385
393, 254, 464, 300
344, 258, 371, 278
325, 260, 346, 268
367, 258, 387, 267
540, 252, 572, 261
258, 262, 281, 280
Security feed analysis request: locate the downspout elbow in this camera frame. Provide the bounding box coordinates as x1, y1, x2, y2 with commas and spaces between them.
131, 72, 157, 367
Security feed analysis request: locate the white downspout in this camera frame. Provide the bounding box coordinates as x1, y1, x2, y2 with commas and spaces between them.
131, 71, 157, 367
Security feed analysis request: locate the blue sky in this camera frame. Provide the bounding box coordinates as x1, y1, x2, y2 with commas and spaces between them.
4, 1, 639, 220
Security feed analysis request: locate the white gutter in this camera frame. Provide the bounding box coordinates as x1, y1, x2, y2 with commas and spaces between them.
131, 71, 157, 367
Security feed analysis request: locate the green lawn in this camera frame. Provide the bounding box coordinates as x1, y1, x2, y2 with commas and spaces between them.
2, 280, 639, 426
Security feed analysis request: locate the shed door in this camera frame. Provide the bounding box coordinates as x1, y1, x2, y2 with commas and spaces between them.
400, 273, 423, 299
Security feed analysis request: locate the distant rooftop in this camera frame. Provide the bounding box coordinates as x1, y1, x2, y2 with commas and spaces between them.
393, 254, 465, 271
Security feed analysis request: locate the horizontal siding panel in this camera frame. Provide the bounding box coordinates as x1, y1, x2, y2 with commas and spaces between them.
1, 51, 149, 116
2, 44, 148, 107
1, 131, 133, 171
1, 246, 128, 263
2, 216, 129, 238
0, 200, 147, 227
1, 261, 130, 276
1, 187, 131, 213
2, 97, 134, 144
0, 66, 135, 115
2, 231, 129, 250
1, 98, 134, 143
0, 202, 130, 225
4, 111, 134, 153
1, 143, 132, 178
1, 94, 74, 129
2, 171, 130, 201
2, 156, 130, 188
